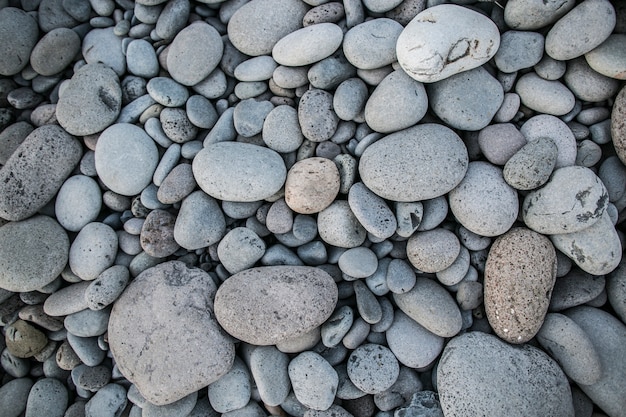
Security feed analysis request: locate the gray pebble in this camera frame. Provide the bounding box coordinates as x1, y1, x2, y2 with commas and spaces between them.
192, 68, 228, 100
234, 81, 267, 99
394, 202, 423, 238
69, 222, 118, 281
160, 107, 198, 143
370, 296, 394, 333
147, 77, 189, 107
273, 23, 343, 67
82, 28, 126, 76
354, 280, 382, 324
0, 121, 32, 165
85, 265, 129, 311
116, 94, 157, 124
455, 281, 483, 310
333, 78, 368, 122
297, 240, 328, 265
365, 258, 391, 297
436, 246, 470, 287
504, 0, 575, 30
374, 367, 422, 412
338, 247, 378, 279
261, 244, 304, 266
534, 54, 567, 80
585, 33, 626, 80
550, 270, 606, 311
233, 98, 274, 137
143, 392, 197, 417
55, 175, 102, 232
0, 7, 39, 76
494, 30, 544, 73
457, 226, 491, 251
299, 89, 339, 142
72, 364, 111, 392
590, 119, 612, 145
0, 377, 33, 417
124, 39, 159, 78
67, 333, 106, 367
1, 348, 30, 378
155, 0, 190, 40
273, 66, 309, 89
186, 95, 218, 129
84, 384, 127, 417
575, 139, 602, 167
347, 344, 399, 394
250, 346, 291, 406
152, 143, 180, 187
386, 259, 416, 294
493, 93, 521, 123
140, 209, 179, 258
387, 310, 443, 369
520, 114, 577, 168
318, 201, 367, 248
235, 56, 278, 81
406, 228, 460, 274
342, 317, 370, 350
30, 27, 81, 76
44, 281, 90, 317
157, 163, 196, 204
478, 123, 527, 166
578, 107, 610, 125
503, 137, 558, 191
217, 227, 266, 274
515, 73, 575, 116
25, 378, 68, 417
343, 18, 403, 70
288, 351, 338, 411
263, 105, 304, 153
207, 357, 251, 413
608, 260, 626, 323
322, 306, 355, 348
64, 307, 110, 337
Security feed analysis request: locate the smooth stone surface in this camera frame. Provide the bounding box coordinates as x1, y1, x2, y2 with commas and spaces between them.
5, 320, 48, 358
477, 123, 527, 166
338, 247, 378, 278
157, 163, 196, 204
250, 346, 291, 406
289, 352, 338, 411
55, 175, 102, 232
607, 260, 626, 323
82, 27, 125, 76
386, 310, 443, 369
298, 89, 339, 142
348, 182, 397, 239
449, 161, 519, 237
147, 77, 189, 107
520, 114, 577, 168
359, 123, 468, 202
44, 281, 90, 317
321, 306, 354, 348
545, 0, 616, 61
95, 123, 159, 196
333, 78, 368, 122
217, 227, 266, 274
272, 23, 343, 66
347, 344, 399, 394
227, 0, 309, 56
207, 357, 250, 413
565, 57, 620, 103
142, 392, 197, 417
0, 7, 39, 76
285, 157, 340, 214
585, 34, 626, 80
84, 384, 127, 417
193, 142, 286, 202
504, 0, 575, 30
406, 228, 460, 274
437, 332, 574, 417
69, 222, 118, 281
262, 105, 304, 153
126, 39, 159, 78
427, 66, 503, 131
233, 98, 274, 137
364, 69, 428, 133
537, 313, 602, 385
108, 261, 235, 406
0, 125, 82, 221
174, 191, 226, 250
25, 378, 68, 417
64, 307, 110, 337
140, 209, 179, 258
30, 27, 80, 76
343, 18, 403, 70
565, 306, 626, 417
396, 4, 500, 83
522, 166, 608, 234
393, 277, 462, 338
484, 228, 557, 344
167, 22, 223, 86
0, 216, 69, 292
613, 85, 626, 166
515, 73, 575, 116
503, 138, 558, 190
0, 378, 33, 417
214, 266, 338, 345
317, 200, 367, 248
550, 210, 621, 276
494, 30, 544, 73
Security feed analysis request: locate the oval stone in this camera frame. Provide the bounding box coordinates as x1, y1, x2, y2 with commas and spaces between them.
612, 85, 626, 166
438, 332, 574, 417
30, 27, 81, 77
214, 266, 338, 345
359, 123, 468, 202
0, 7, 39, 76
285, 157, 340, 214
396, 4, 500, 83
504, 0, 575, 30
585, 34, 626, 80
193, 142, 285, 202
272, 23, 343, 67
484, 227, 557, 344
0, 216, 69, 292
343, 18, 403, 70
522, 166, 608, 234
0, 125, 82, 221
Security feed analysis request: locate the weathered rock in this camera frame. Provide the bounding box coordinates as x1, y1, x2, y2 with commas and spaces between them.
285, 157, 340, 214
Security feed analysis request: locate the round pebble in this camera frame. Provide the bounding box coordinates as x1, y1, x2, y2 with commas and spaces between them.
406, 228, 460, 274
30, 27, 81, 76
285, 157, 340, 214
288, 351, 338, 411
55, 175, 102, 232
273, 23, 343, 67
25, 378, 68, 417
503, 137, 558, 191
317, 201, 367, 248
0, 7, 39, 76
69, 222, 118, 281
343, 18, 403, 70
347, 344, 399, 395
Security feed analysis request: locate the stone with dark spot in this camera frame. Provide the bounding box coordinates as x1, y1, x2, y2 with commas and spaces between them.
5, 319, 48, 358
0, 125, 82, 221
214, 266, 338, 345
140, 209, 180, 258
108, 261, 235, 406
523, 166, 608, 234
484, 227, 557, 344
56, 63, 122, 136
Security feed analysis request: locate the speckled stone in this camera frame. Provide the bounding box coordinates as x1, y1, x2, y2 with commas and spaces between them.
317, 201, 367, 248
503, 138, 558, 190
285, 157, 340, 214
484, 228, 557, 344
406, 228, 460, 274
611, 85, 626, 166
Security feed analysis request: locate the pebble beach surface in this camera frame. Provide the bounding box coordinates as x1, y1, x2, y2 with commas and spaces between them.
0, 0, 625, 416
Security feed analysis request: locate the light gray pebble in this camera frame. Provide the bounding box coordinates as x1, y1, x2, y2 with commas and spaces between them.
457, 226, 491, 251
335, 363, 366, 401
534, 54, 567, 80
234, 81, 268, 99
503, 137, 558, 191
343, 317, 371, 350
427, 67, 503, 131
233, 98, 274, 137
347, 344, 399, 395
575, 140, 602, 167
125, 39, 158, 78
504, 0, 575, 30
436, 246, 470, 287
160, 107, 198, 143
365, 258, 391, 297
262, 105, 304, 153
66, 333, 106, 367
406, 228, 460, 274
155, 0, 190, 40
394, 202, 423, 238
147, 77, 189, 107
333, 78, 368, 122
222, 201, 262, 220
374, 367, 422, 412
0, 8, 39, 76
289, 351, 338, 411
217, 227, 266, 274
273, 66, 309, 89
370, 297, 394, 333
116, 94, 157, 124
25, 378, 67, 417
455, 281, 483, 310
153, 144, 181, 188
494, 30, 544, 73
186, 95, 218, 129
550, 271, 606, 311
85, 265, 130, 311
207, 357, 250, 413
192, 68, 228, 100
334, 154, 357, 194
0, 378, 33, 417
84, 383, 127, 417
386, 259, 416, 295
354, 280, 382, 324
64, 307, 110, 337
134, 2, 163, 24
235, 56, 278, 82
589, 119, 612, 145
69, 222, 118, 281
266, 199, 294, 234
565, 57, 620, 103
303, 2, 346, 26
261, 244, 303, 266
386, 310, 443, 369
250, 346, 291, 406
157, 163, 196, 204
520, 114, 577, 168
44, 281, 90, 317
123, 218, 144, 235
318, 201, 367, 248
276, 327, 321, 354
298, 88, 339, 142
515, 73, 575, 116
394, 391, 444, 417
297, 241, 328, 265
272, 23, 343, 67
599, 156, 626, 202
82, 28, 126, 76
343, 18, 403, 70
181, 140, 203, 159
577, 107, 610, 125
478, 123, 527, 166
585, 33, 626, 80
0, 121, 32, 165
322, 306, 354, 348
143, 392, 197, 417
30, 27, 81, 77
338, 247, 378, 279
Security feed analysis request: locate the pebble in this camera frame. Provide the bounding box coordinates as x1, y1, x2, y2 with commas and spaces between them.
359, 123, 468, 202
249, 346, 291, 406
394, 202, 423, 238
0, 7, 39, 76
477, 123, 526, 166
353, 280, 382, 324
262, 105, 304, 153
43, 281, 90, 317
94, 123, 158, 196
503, 137, 558, 190
303, 2, 345, 26
284, 157, 340, 215
156, 163, 196, 204
545, 0, 616, 61
393, 277, 462, 338
288, 351, 338, 411
30, 28, 81, 76
5, 319, 48, 358
522, 166, 608, 234
108, 261, 235, 406
193, 142, 286, 202
0, 125, 82, 221
143, 392, 197, 417
494, 30, 544, 73
385, 259, 415, 294
386, 310, 443, 369
146, 77, 189, 107
607, 260, 626, 323
154, 0, 190, 40
504, 0, 575, 30
72, 364, 111, 392
436, 246, 470, 287
417, 198, 448, 232
437, 332, 574, 417
333, 78, 368, 122
125, 39, 159, 78
298, 89, 339, 142
406, 228, 460, 274
317, 201, 367, 248
160, 107, 198, 143
69, 222, 118, 281
85, 265, 129, 311
0, 121, 32, 165
186, 95, 218, 129
25, 378, 68, 417
84, 384, 127, 417
484, 227, 557, 344
273, 23, 343, 67
449, 161, 519, 237
347, 344, 399, 395
0, 216, 69, 292
321, 306, 354, 348
364, 69, 428, 133
585, 34, 626, 80
173, 191, 225, 251
64, 307, 110, 337
140, 209, 179, 258
520, 114, 577, 168
550, 210, 621, 276
455, 281, 483, 311
214, 266, 337, 345
613, 86, 626, 165
396, 4, 500, 83
427, 67, 503, 131
515, 73, 575, 116
82, 28, 126, 76
0, 378, 33, 417
55, 175, 102, 232
207, 357, 251, 413
564, 57, 620, 103
348, 182, 396, 240
167, 22, 223, 87
343, 18, 403, 70
566, 306, 626, 417
217, 227, 266, 274
266, 199, 294, 234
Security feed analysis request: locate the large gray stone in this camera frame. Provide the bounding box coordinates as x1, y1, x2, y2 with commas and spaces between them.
0, 7, 39, 76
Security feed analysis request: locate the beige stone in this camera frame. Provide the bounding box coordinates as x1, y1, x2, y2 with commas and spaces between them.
285, 157, 340, 214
